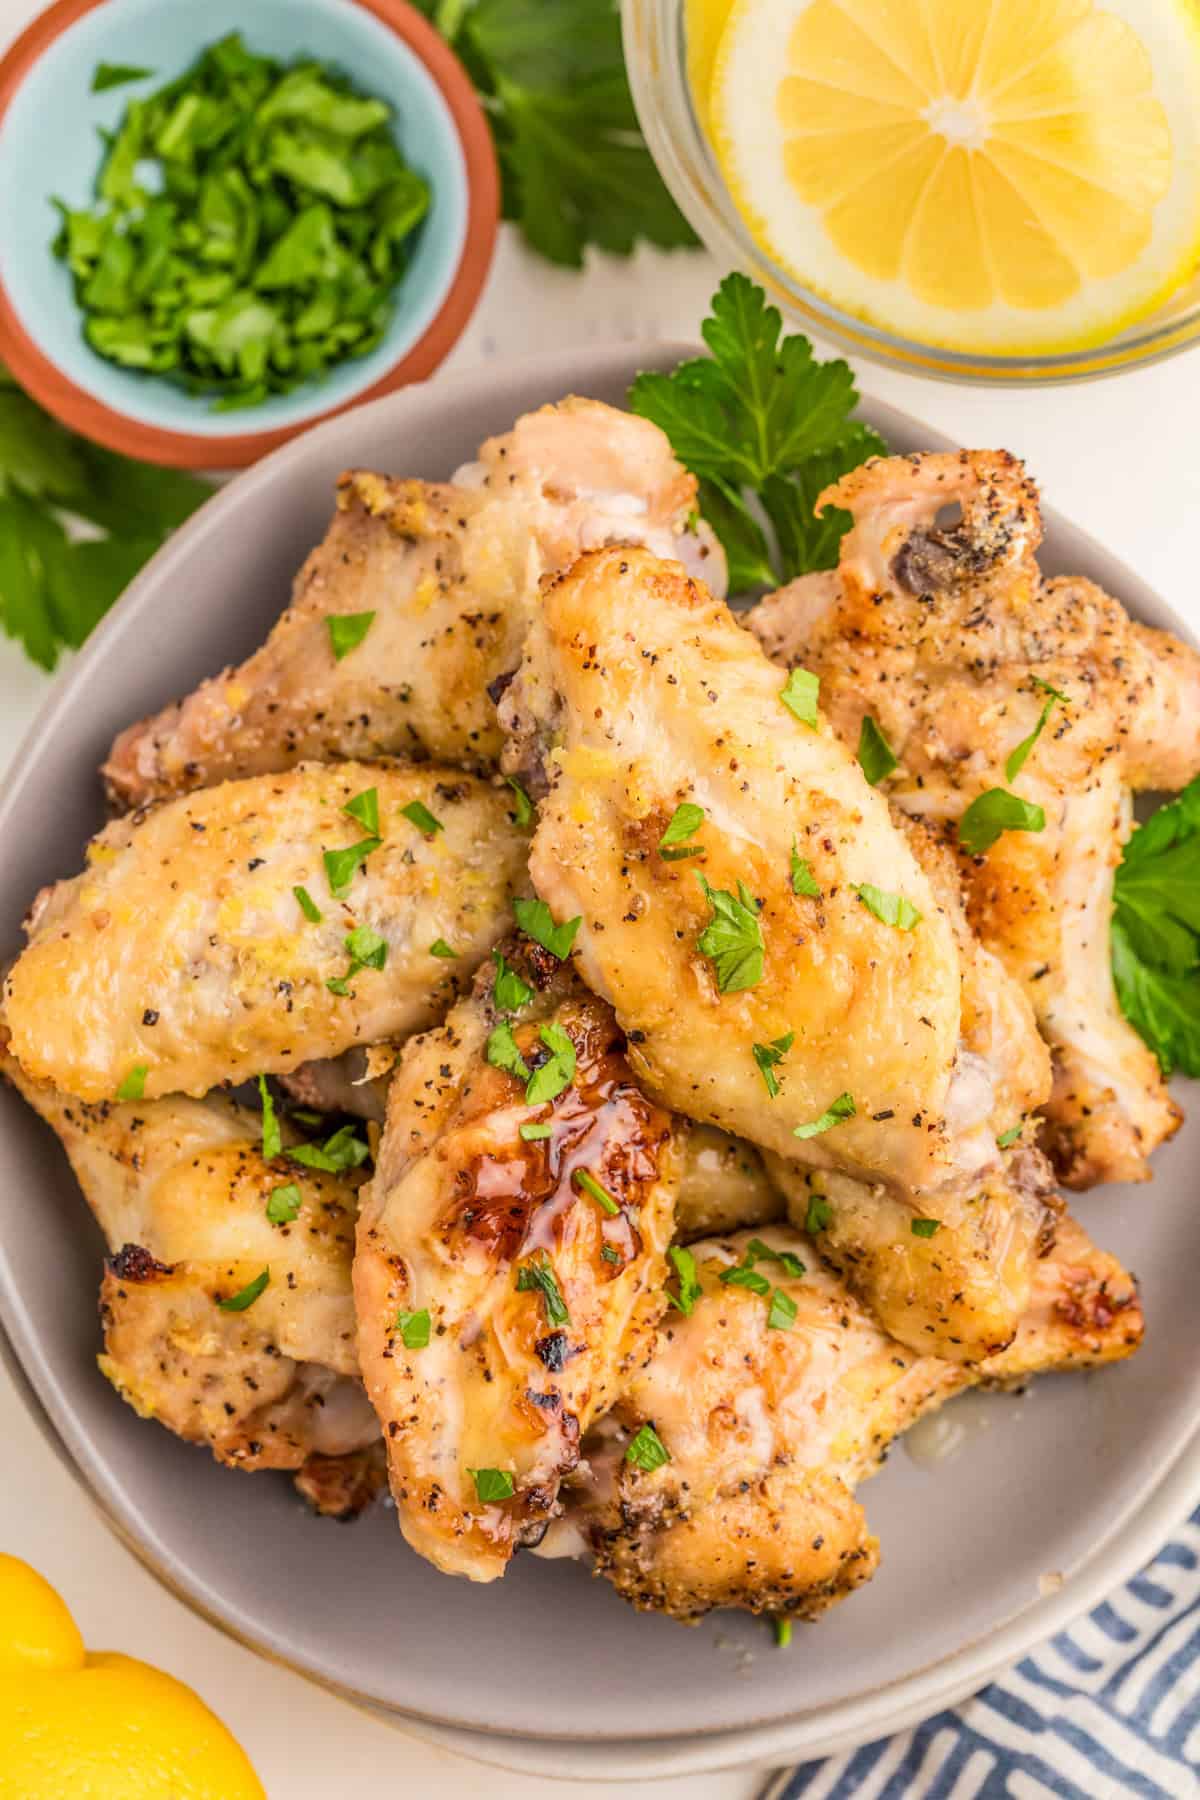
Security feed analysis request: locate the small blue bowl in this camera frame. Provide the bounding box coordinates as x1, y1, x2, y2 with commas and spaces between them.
0, 0, 498, 465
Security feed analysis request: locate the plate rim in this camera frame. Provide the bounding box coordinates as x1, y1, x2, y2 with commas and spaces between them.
1, 337, 1198, 1763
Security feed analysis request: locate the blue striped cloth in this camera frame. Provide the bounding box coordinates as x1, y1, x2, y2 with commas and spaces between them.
772, 1507, 1200, 1799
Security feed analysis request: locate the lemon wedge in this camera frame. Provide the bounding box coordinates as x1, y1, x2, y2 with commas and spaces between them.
709, 0, 1200, 354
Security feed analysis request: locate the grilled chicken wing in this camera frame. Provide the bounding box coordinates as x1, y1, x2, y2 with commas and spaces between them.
4, 762, 525, 1102
355, 942, 680, 1581
104, 399, 725, 808
748, 451, 1200, 1187
568, 1216, 1141, 1627
499, 547, 1049, 1359
0, 1046, 376, 1475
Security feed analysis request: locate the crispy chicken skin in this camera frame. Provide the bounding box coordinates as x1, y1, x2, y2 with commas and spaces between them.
500, 547, 1053, 1359
354, 943, 680, 1581
4, 761, 525, 1102
571, 1217, 1141, 1627
104, 399, 725, 808
748, 450, 1200, 1187
0, 1046, 377, 1474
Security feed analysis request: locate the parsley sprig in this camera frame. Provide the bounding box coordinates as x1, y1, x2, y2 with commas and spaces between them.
1112, 773, 1200, 1075
629, 275, 886, 591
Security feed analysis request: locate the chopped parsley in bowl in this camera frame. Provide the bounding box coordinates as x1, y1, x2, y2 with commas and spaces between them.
53, 33, 431, 413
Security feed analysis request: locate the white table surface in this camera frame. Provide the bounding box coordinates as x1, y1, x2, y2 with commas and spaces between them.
2, 1, 1198, 1792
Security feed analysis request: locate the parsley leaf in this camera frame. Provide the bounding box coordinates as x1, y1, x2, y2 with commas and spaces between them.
793, 1092, 856, 1139
400, 800, 442, 837
492, 949, 534, 1013
911, 1218, 941, 1238
423, 0, 694, 268
752, 1031, 794, 1098
218, 1268, 269, 1312
743, 1237, 806, 1278
289, 1124, 370, 1173
505, 775, 535, 827
396, 1308, 431, 1350
666, 1244, 702, 1316
780, 667, 819, 727
293, 884, 322, 923
719, 1264, 771, 1295
520, 1120, 552, 1141
696, 872, 764, 993
625, 1422, 670, 1471
855, 884, 923, 931
328, 612, 375, 660
574, 1168, 619, 1216
343, 787, 380, 836
515, 1252, 570, 1325
486, 1020, 531, 1081
659, 802, 705, 861
116, 1064, 148, 1102
526, 1021, 576, 1105
1111, 775, 1200, 1075
629, 274, 885, 588
430, 938, 458, 959
323, 835, 380, 899
471, 1467, 515, 1503
767, 1287, 797, 1331
513, 896, 580, 960
996, 1122, 1023, 1149
266, 1183, 302, 1224
958, 789, 1046, 856
791, 841, 821, 897
857, 716, 898, 785
258, 1075, 282, 1160
1006, 682, 1067, 782
805, 1194, 833, 1233
92, 63, 155, 91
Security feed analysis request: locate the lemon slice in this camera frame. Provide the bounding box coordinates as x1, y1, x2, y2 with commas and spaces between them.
709, 0, 1200, 354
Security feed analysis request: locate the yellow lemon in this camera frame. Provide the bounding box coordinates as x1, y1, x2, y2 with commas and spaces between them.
0, 1555, 264, 1800
708, 0, 1200, 353
685, 0, 737, 134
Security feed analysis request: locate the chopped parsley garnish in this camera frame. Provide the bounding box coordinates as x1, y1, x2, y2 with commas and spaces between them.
515, 1253, 569, 1326
911, 1217, 941, 1238
396, 1308, 430, 1350
505, 776, 535, 827
752, 1031, 794, 1098
574, 1168, 619, 1216
855, 884, 922, 931
327, 924, 387, 995
327, 612, 375, 661
323, 835, 380, 899
996, 1122, 1023, 1150
857, 716, 897, 786
471, 1467, 515, 1503
719, 1264, 771, 1295
400, 799, 443, 837
513, 896, 581, 960
116, 1064, 147, 1102
743, 1237, 806, 1278
430, 938, 458, 959
628, 274, 885, 590
696, 872, 764, 993
1111, 773, 1200, 1076
520, 1120, 553, 1141
343, 786, 379, 836
526, 1021, 576, 1105
767, 1287, 798, 1331
794, 1092, 856, 1139
600, 1243, 621, 1265
774, 1619, 793, 1649
258, 1075, 282, 1160
492, 949, 534, 1013
805, 1194, 833, 1233
958, 789, 1046, 856
289, 1123, 369, 1173
293, 884, 322, 923
666, 1244, 702, 1316
791, 841, 820, 897
625, 1422, 670, 1472
659, 801, 706, 860
218, 1268, 269, 1312
1006, 681, 1067, 782
780, 667, 819, 727
486, 1020, 530, 1082
92, 62, 154, 91
266, 1183, 302, 1225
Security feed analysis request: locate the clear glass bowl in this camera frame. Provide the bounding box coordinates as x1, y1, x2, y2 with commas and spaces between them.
622, 0, 1200, 385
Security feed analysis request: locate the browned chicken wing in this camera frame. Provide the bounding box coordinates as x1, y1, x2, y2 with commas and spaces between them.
104, 399, 724, 808
748, 450, 1200, 1187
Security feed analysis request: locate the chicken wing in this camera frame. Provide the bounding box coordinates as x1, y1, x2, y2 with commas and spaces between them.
567, 1216, 1141, 1627
0, 1045, 377, 1475
748, 451, 1200, 1187
4, 761, 526, 1102
354, 942, 679, 1581
104, 399, 725, 808
499, 547, 1048, 1358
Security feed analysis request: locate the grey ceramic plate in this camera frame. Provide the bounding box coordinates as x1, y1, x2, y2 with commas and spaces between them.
1, 345, 1198, 1761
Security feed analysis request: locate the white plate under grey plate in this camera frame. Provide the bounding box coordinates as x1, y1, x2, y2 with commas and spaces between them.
0, 344, 1197, 1779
